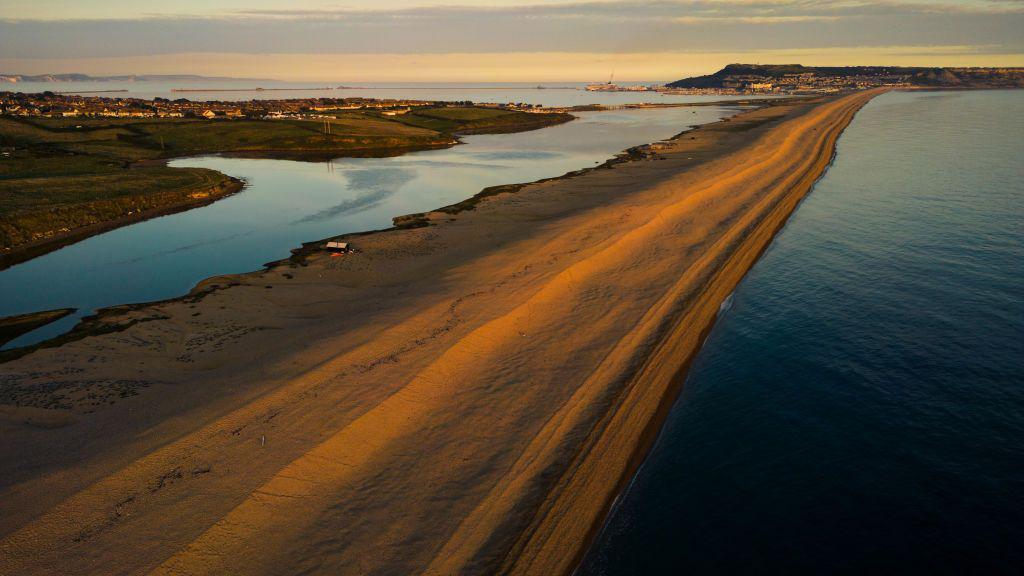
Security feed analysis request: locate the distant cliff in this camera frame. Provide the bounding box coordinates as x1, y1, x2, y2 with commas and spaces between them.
667, 64, 1024, 89
0, 74, 271, 84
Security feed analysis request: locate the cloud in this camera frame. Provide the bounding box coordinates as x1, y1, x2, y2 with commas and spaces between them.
4, 48, 1022, 82
228, 0, 1024, 19
0, 0, 1020, 65
672, 15, 843, 23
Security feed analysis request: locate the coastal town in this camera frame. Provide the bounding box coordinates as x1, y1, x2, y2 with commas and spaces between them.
657, 69, 916, 94
0, 91, 541, 120
660, 64, 1024, 93
6, 64, 1020, 121
588, 64, 1024, 94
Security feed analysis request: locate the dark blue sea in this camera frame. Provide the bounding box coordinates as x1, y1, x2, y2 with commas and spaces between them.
580, 90, 1024, 574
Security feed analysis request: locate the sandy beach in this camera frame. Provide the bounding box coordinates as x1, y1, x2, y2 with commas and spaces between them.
0, 88, 881, 575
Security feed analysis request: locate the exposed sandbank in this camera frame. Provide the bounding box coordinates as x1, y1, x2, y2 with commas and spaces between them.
0, 89, 882, 575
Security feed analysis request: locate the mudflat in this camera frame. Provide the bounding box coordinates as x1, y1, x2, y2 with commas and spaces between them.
0, 89, 882, 575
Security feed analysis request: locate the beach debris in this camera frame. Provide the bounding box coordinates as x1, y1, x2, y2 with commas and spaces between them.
325, 241, 351, 254
151, 468, 183, 493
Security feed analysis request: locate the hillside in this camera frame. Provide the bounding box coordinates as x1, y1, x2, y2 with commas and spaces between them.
667, 64, 1024, 89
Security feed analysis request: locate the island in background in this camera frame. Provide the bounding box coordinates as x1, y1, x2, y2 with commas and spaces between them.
660, 63, 1024, 95
0, 73, 273, 84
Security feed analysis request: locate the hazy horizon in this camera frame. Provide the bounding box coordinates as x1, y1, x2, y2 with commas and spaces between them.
2, 0, 1023, 82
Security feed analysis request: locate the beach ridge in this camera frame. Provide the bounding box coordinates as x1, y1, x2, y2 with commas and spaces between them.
497, 89, 880, 576
0, 89, 881, 576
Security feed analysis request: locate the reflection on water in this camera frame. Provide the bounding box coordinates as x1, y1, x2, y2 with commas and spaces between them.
294, 168, 417, 223
0, 106, 734, 348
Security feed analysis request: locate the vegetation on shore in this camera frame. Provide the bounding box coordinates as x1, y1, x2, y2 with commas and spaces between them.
378, 106, 574, 134
0, 307, 75, 348
0, 106, 572, 265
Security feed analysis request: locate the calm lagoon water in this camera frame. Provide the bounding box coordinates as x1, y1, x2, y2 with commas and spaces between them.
0, 105, 733, 348
581, 90, 1024, 574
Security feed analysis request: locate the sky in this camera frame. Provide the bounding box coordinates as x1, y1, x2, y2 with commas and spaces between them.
1, 0, 1022, 81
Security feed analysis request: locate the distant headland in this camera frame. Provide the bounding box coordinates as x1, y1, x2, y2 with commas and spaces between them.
665, 64, 1024, 94
0, 73, 273, 84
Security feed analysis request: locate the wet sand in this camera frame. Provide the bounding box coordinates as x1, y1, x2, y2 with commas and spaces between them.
0, 89, 882, 575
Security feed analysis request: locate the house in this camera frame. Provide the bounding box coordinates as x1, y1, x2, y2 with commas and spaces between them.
325, 241, 350, 253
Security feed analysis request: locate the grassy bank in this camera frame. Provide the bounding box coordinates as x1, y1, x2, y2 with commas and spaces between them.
0, 308, 75, 348
379, 106, 574, 135
0, 107, 572, 266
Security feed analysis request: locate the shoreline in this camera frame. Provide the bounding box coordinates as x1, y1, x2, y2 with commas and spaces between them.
0, 89, 882, 575
563, 94, 867, 575
0, 177, 245, 271
1, 98, 792, 275
0, 104, 714, 359
0, 308, 76, 348
463, 89, 879, 576
0, 111, 571, 272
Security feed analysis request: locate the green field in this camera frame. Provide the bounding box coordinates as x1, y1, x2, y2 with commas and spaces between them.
127, 116, 447, 156
0, 116, 241, 259
368, 107, 572, 135
0, 106, 573, 262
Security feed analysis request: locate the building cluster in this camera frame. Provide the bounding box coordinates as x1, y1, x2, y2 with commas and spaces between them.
661, 72, 914, 95
584, 83, 655, 92
0, 92, 487, 120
